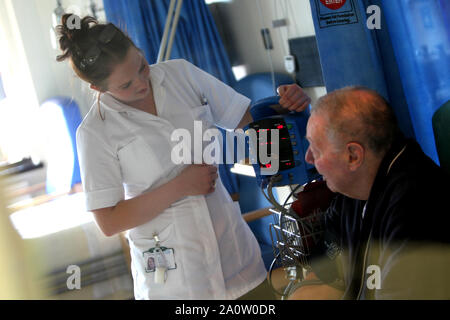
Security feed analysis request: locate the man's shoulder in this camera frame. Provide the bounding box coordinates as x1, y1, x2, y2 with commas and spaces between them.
387, 139, 448, 195
376, 141, 450, 240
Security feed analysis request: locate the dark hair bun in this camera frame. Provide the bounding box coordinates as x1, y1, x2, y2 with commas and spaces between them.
55, 14, 135, 92
56, 14, 98, 62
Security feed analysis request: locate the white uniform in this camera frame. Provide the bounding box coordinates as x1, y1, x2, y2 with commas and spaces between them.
76, 59, 267, 300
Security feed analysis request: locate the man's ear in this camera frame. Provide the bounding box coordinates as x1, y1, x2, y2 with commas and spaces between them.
90, 84, 105, 93
346, 142, 364, 171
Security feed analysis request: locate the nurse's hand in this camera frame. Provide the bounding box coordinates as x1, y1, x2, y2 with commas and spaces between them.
277, 84, 311, 112
176, 164, 218, 196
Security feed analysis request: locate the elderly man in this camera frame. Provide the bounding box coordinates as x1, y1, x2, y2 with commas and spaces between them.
290, 86, 450, 300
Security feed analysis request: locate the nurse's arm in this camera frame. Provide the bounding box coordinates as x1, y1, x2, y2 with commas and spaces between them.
91, 164, 218, 237
91, 178, 186, 237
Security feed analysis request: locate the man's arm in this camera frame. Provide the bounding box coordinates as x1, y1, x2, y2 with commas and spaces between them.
288, 271, 344, 300
289, 196, 346, 299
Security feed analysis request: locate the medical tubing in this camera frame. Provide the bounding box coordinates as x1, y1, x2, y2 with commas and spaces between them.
268, 253, 287, 297
283, 183, 304, 208
267, 175, 285, 213
283, 279, 325, 299
279, 182, 302, 263
261, 179, 280, 211
268, 176, 300, 264
282, 280, 297, 300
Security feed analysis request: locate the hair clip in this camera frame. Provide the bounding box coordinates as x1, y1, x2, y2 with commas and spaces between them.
98, 24, 117, 44
79, 24, 117, 70
80, 47, 101, 70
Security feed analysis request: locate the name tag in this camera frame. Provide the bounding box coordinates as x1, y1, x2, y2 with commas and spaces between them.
143, 246, 177, 273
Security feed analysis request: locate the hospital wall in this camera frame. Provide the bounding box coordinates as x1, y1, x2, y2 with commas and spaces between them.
3, 0, 100, 116
0, 0, 103, 165
210, 0, 327, 103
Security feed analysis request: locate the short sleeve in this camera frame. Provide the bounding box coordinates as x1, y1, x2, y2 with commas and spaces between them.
76, 126, 124, 211
179, 60, 250, 130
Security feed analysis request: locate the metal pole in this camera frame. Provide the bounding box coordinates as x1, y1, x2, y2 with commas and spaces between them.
157, 0, 177, 63
164, 0, 183, 61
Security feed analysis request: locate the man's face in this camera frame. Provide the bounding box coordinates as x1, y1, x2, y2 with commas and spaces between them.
305, 112, 351, 195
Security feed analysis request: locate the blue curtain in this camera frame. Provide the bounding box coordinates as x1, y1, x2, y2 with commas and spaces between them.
103, 0, 239, 194
310, 0, 449, 164
103, 0, 236, 85
376, 0, 450, 164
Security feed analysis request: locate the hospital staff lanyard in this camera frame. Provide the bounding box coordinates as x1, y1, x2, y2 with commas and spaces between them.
153, 234, 168, 284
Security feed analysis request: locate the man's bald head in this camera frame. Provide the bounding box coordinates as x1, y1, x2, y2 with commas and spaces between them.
311, 86, 399, 156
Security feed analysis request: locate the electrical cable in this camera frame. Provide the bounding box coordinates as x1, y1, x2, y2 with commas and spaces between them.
282, 280, 297, 300
283, 183, 304, 208
255, 0, 276, 96
267, 253, 288, 297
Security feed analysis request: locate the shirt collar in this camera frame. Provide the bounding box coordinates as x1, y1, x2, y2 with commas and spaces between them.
365, 134, 410, 208
100, 64, 165, 113
377, 133, 409, 177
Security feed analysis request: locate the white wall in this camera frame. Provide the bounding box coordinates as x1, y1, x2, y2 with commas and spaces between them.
0, 0, 104, 164
210, 0, 326, 102
29, 0, 104, 117
4, 0, 104, 114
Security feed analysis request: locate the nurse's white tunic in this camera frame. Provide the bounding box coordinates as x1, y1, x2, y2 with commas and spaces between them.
76, 59, 267, 300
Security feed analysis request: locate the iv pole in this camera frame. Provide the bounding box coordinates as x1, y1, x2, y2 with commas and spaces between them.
157, 0, 184, 63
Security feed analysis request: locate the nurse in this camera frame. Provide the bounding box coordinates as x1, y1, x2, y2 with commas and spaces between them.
56, 15, 311, 300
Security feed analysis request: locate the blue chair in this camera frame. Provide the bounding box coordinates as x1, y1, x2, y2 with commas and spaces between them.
40, 97, 82, 194
233, 72, 294, 103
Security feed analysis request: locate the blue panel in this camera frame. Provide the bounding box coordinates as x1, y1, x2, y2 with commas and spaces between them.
309, 0, 388, 98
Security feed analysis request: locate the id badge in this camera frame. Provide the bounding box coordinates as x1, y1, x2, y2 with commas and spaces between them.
143, 246, 177, 273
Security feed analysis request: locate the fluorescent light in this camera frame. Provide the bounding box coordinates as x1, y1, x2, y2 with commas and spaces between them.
232, 65, 248, 81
